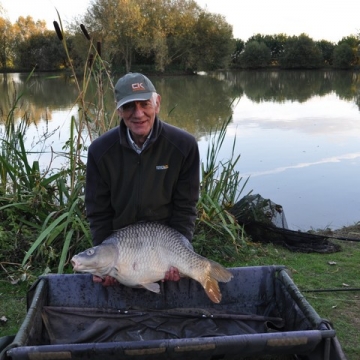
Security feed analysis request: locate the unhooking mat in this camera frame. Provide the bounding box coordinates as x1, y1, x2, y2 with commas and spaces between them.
41, 307, 285, 344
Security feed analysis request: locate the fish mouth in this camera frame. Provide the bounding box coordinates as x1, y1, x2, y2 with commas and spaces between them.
70, 255, 114, 276
71, 257, 80, 270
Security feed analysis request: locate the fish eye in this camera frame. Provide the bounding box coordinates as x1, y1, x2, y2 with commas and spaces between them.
86, 248, 95, 256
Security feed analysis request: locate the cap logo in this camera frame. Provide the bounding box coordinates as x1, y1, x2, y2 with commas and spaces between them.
132, 83, 145, 91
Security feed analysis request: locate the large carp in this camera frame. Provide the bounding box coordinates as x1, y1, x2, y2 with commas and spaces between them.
71, 222, 233, 303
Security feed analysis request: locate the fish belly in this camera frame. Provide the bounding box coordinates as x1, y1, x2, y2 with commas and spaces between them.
112, 242, 173, 287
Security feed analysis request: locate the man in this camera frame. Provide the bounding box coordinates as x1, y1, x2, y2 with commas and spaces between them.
85, 72, 200, 285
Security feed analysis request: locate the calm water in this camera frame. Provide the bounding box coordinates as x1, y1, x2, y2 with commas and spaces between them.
1, 70, 360, 231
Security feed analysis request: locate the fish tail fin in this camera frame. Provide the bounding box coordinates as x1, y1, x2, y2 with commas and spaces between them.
209, 260, 233, 283
201, 262, 233, 303
203, 276, 222, 303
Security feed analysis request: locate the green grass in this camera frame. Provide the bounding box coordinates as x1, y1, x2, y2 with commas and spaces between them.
0, 276, 28, 337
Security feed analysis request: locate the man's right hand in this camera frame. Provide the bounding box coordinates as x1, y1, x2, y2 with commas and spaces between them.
93, 275, 118, 286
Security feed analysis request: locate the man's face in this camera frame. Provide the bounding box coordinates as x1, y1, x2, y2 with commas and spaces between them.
118, 94, 161, 145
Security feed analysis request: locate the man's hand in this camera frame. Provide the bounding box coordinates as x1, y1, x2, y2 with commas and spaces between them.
163, 266, 181, 282
93, 275, 118, 286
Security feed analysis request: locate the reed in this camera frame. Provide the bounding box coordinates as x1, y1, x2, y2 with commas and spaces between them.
16, 15, 121, 272
194, 116, 250, 261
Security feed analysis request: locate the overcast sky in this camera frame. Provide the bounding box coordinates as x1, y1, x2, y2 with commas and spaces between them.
3, 0, 360, 43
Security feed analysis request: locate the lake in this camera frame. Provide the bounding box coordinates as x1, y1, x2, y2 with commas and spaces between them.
1, 70, 359, 231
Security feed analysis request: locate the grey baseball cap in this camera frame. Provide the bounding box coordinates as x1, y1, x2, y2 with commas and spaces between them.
114, 73, 156, 109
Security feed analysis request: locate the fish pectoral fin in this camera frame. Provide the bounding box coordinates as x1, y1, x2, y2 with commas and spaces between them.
106, 267, 119, 280
203, 276, 222, 304
141, 282, 161, 293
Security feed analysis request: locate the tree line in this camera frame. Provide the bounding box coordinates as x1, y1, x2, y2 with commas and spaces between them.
233, 33, 360, 69
0, 0, 359, 73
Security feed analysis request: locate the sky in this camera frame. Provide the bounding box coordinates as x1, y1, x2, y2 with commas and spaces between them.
2, 0, 360, 43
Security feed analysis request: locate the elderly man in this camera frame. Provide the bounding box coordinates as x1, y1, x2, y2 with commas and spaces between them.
85, 72, 200, 285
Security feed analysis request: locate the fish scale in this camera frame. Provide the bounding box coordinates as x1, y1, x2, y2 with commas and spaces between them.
71, 222, 233, 303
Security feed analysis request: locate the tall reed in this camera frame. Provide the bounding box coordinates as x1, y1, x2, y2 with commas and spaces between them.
18, 15, 119, 272
194, 117, 250, 260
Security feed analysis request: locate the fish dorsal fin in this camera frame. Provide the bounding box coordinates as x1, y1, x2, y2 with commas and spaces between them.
141, 282, 160, 293
203, 276, 222, 303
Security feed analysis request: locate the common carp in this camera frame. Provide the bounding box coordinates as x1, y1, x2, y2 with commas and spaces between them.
71, 222, 233, 303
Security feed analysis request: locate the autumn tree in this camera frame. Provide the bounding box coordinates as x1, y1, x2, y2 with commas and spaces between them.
135, 0, 234, 71
0, 17, 14, 68
137, 0, 202, 72
77, 0, 234, 72
136, 0, 173, 71
81, 0, 146, 72
190, 11, 234, 71
13, 16, 47, 39
11, 16, 66, 70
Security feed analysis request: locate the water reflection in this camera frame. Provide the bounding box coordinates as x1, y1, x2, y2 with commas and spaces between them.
152, 75, 235, 138
1, 70, 360, 230
1, 70, 359, 130
208, 70, 360, 105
